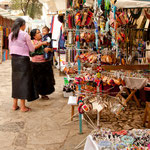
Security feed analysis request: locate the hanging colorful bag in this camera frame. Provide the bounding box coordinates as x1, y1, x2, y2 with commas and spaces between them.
85, 11, 93, 25
75, 11, 81, 26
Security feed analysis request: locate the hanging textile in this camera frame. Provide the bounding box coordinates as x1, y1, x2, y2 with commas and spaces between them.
130, 9, 142, 19
144, 9, 150, 20
85, 11, 93, 25
0, 26, 3, 31
3, 27, 6, 36
5, 37, 8, 49
50, 16, 54, 33
59, 27, 65, 49
105, 18, 110, 32
83, 0, 86, 5
111, 5, 117, 19
94, 21, 99, 50
68, 14, 73, 28
52, 15, 62, 49
6, 28, 9, 37
72, 14, 75, 27
52, 15, 62, 39
70, 49, 74, 62
105, 0, 110, 10
67, 0, 72, 8
98, 0, 102, 7
3, 36, 6, 49
105, 0, 110, 17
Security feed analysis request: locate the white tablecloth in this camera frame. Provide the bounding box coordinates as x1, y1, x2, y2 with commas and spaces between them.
84, 135, 99, 150
124, 77, 148, 90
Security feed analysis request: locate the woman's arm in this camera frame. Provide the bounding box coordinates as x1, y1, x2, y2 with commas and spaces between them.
44, 48, 53, 53
25, 34, 35, 52
33, 41, 48, 49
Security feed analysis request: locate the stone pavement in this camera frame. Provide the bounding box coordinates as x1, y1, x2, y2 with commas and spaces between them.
0, 60, 147, 150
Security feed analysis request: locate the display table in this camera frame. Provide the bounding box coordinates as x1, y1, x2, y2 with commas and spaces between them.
84, 129, 150, 150
84, 135, 99, 150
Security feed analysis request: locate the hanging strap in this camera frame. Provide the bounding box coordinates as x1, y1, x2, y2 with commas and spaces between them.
83, 0, 86, 5
144, 9, 150, 20
67, 0, 72, 8
130, 9, 142, 19
112, 5, 117, 19
105, 0, 110, 10
97, 0, 102, 7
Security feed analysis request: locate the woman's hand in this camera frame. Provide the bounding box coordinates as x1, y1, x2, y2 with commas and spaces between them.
44, 48, 53, 53
42, 41, 48, 46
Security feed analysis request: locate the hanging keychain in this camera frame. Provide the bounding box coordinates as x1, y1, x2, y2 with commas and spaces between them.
94, 21, 99, 51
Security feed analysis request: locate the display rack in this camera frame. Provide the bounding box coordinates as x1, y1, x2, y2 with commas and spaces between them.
102, 64, 150, 70
64, 0, 150, 139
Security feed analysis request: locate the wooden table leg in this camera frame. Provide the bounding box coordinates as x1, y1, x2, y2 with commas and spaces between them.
116, 91, 124, 99
131, 90, 140, 107
148, 112, 150, 128
125, 90, 136, 104
116, 92, 127, 106
143, 107, 147, 127
71, 105, 75, 121
125, 88, 133, 101
99, 111, 102, 119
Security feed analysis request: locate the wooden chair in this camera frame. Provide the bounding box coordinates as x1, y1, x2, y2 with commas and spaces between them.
71, 105, 78, 121
67, 96, 78, 121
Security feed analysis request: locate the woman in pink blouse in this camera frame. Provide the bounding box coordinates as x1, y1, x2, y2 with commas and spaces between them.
9, 18, 42, 112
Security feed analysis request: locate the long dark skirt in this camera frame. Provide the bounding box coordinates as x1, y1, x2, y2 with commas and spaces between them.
11, 55, 39, 101
31, 61, 55, 96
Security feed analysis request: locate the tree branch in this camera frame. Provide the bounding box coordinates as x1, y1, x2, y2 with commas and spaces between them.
24, 0, 31, 15
21, 0, 25, 15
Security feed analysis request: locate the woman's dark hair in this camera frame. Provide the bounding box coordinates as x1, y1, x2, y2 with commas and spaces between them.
58, 14, 65, 23
11, 18, 25, 41
30, 29, 39, 40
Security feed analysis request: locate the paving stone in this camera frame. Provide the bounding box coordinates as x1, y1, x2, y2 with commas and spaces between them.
14, 133, 27, 147
0, 121, 25, 133
0, 146, 16, 150
14, 146, 33, 150
41, 117, 60, 131
28, 129, 69, 145
0, 131, 16, 148
26, 144, 60, 150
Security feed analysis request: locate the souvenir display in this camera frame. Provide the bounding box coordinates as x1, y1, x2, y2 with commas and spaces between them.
91, 128, 150, 149
64, 0, 150, 137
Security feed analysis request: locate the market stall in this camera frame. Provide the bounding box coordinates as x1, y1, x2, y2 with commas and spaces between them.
38, 0, 150, 149
60, 0, 150, 149
0, 8, 16, 64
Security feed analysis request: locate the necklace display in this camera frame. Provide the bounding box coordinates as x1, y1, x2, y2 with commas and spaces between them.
91, 128, 150, 149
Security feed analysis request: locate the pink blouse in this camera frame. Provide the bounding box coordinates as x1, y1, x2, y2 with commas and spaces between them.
9, 30, 35, 57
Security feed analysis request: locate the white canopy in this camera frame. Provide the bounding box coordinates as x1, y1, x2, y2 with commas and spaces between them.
115, 0, 150, 8
0, 8, 18, 20
39, 0, 150, 27
39, 0, 94, 12
39, 0, 150, 12
39, 0, 67, 12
